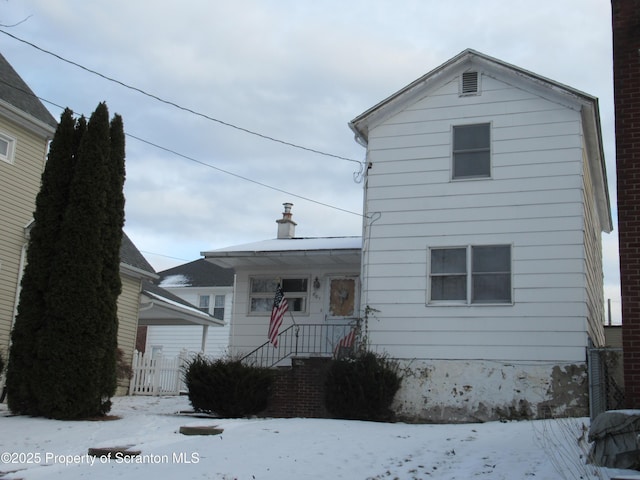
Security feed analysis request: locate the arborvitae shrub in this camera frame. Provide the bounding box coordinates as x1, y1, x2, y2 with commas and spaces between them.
324, 351, 402, 422
0, 352, 4, 375
184, 356, 273, 417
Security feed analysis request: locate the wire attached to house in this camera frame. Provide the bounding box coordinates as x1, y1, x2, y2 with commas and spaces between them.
0, 77, 366, 218
0, 28, 364, 166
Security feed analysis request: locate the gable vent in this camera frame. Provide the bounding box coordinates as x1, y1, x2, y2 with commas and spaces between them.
461, 71, 479, 95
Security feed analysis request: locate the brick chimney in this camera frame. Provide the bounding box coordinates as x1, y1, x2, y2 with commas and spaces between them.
612, 0, 640, 409
276, 202, 297, 239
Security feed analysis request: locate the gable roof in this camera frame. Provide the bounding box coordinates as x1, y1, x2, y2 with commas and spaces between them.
202, 236, 362, 268
158, 258, 234, 288
0, 52, 57, 135
120, 232, 158, 280
349, 48, 613, 233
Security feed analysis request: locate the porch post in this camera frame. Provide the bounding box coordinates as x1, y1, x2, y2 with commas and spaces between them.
200, 325, 209, 353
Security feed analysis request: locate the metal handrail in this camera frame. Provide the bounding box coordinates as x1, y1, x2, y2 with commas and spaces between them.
240, 322, 356, 368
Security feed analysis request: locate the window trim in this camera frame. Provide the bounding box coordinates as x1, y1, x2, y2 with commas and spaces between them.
427, 244, 513, 306
248, 275, 310, 315
0, 132, 17, 165
451, 122, 491, 180
198, 294, 210, 313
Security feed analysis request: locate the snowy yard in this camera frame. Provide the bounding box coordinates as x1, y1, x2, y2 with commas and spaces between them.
0, 395, 636, 480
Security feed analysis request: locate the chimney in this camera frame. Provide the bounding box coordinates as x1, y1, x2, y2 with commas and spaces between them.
613, 0, 640, 409
276, 202, 297, 239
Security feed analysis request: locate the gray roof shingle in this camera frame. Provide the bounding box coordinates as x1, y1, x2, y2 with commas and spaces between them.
0, 52, 57, 129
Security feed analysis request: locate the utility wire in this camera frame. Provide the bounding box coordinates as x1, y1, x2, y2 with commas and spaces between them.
0, 28, 363, 165
0, 77, 365, 218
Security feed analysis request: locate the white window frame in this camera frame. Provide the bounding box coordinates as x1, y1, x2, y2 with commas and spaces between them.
427, 245, 513, 305
452, 122, 491, 180
213, 294, 225, 320
0, 132, 17, 164
248, 276, 310, 315
198, 294, 210, 313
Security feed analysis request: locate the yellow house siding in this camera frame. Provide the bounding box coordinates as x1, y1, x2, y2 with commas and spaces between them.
116, 273, 141, 394
0, 116, 48, 359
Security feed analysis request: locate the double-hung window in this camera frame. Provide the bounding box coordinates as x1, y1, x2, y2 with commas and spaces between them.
249, 277, 309, 314
213, 294, 225, 320
0, 132, 16, 164
429, 245, 511, 304
198, 295, 210, 313
452, 123, 490, 179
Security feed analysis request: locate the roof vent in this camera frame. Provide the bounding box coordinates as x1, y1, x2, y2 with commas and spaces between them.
461, 71, 479, 95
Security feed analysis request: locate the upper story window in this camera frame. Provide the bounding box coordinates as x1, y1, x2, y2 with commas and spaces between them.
213, 294, 225, 320
0, 132, 17, 164
249, 277, 309, 314
452, 123, 491, 179
198, 295, 210, 313
429, 245, 512, 305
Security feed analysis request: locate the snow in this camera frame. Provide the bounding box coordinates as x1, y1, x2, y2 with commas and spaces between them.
159, 275, 191, 287
204, 236, 362, 254
0, 395, 637, 480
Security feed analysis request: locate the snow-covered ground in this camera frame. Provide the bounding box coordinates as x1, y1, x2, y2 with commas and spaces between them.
0, 395, 637, 480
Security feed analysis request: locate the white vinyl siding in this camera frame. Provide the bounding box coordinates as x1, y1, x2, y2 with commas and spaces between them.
145, 286, 233, 357
362, 71, 591, 362
228, 264, 360, 357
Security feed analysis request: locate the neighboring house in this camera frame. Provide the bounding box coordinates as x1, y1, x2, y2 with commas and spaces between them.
203, 203, 362, 364
348, 49, 612, 422
139, 259, 234, 357
0, 53, 57, 368
120, 233, 223, 394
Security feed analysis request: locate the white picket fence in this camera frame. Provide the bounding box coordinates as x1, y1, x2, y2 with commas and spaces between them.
129, 350, 188, 396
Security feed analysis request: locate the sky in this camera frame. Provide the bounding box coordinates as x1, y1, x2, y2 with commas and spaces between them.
0, 1, 620, 321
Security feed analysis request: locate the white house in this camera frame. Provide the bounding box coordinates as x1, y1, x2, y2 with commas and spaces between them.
141, 259, 234, 357
203, 203, 362, 365
348, 49, 612, 422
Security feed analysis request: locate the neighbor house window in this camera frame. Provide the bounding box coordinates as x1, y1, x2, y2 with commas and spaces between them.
0, 132, 16, 164
213, 294, 225, 320
452, 123, 490, 179
429, 245, 511, 304
249, 277, 309, 314
198, 295, 210, 313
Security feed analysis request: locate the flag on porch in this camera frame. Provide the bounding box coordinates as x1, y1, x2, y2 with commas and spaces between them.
334, 327, 357, 356
268, 283, 288, 347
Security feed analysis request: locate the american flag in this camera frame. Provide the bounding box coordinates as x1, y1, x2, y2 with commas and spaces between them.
268, 284, 288, 347
334, 328, 356, 355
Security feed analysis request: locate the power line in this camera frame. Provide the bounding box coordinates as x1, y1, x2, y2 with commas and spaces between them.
126, 133, 365, 217
0, 28, 363, 165
0, 77, 365, 218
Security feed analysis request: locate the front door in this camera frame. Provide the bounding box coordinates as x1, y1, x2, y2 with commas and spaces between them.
325, 276, 359, 355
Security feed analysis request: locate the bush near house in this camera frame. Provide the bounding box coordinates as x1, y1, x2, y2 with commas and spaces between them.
184, 356, 273, 417
324, 351, 402, 422
0, 352, 4, 375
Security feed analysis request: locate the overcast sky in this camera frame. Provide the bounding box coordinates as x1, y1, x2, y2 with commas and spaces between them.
1, 0, 620, 321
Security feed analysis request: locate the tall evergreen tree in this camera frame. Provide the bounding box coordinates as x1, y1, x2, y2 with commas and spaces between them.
7, 103, 125, 419
6, 109, 79, 415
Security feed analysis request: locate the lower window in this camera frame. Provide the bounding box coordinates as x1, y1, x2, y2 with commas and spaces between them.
249, 277, 309, 314
429, 245, 511, 304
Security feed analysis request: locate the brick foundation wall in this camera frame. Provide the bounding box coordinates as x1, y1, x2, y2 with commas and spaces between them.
613, 0, 640, 408
262, 357, 332, 418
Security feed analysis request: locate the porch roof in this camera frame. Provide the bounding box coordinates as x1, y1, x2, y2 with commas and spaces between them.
201, 236, 362, 268
137, 281, 224, 327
